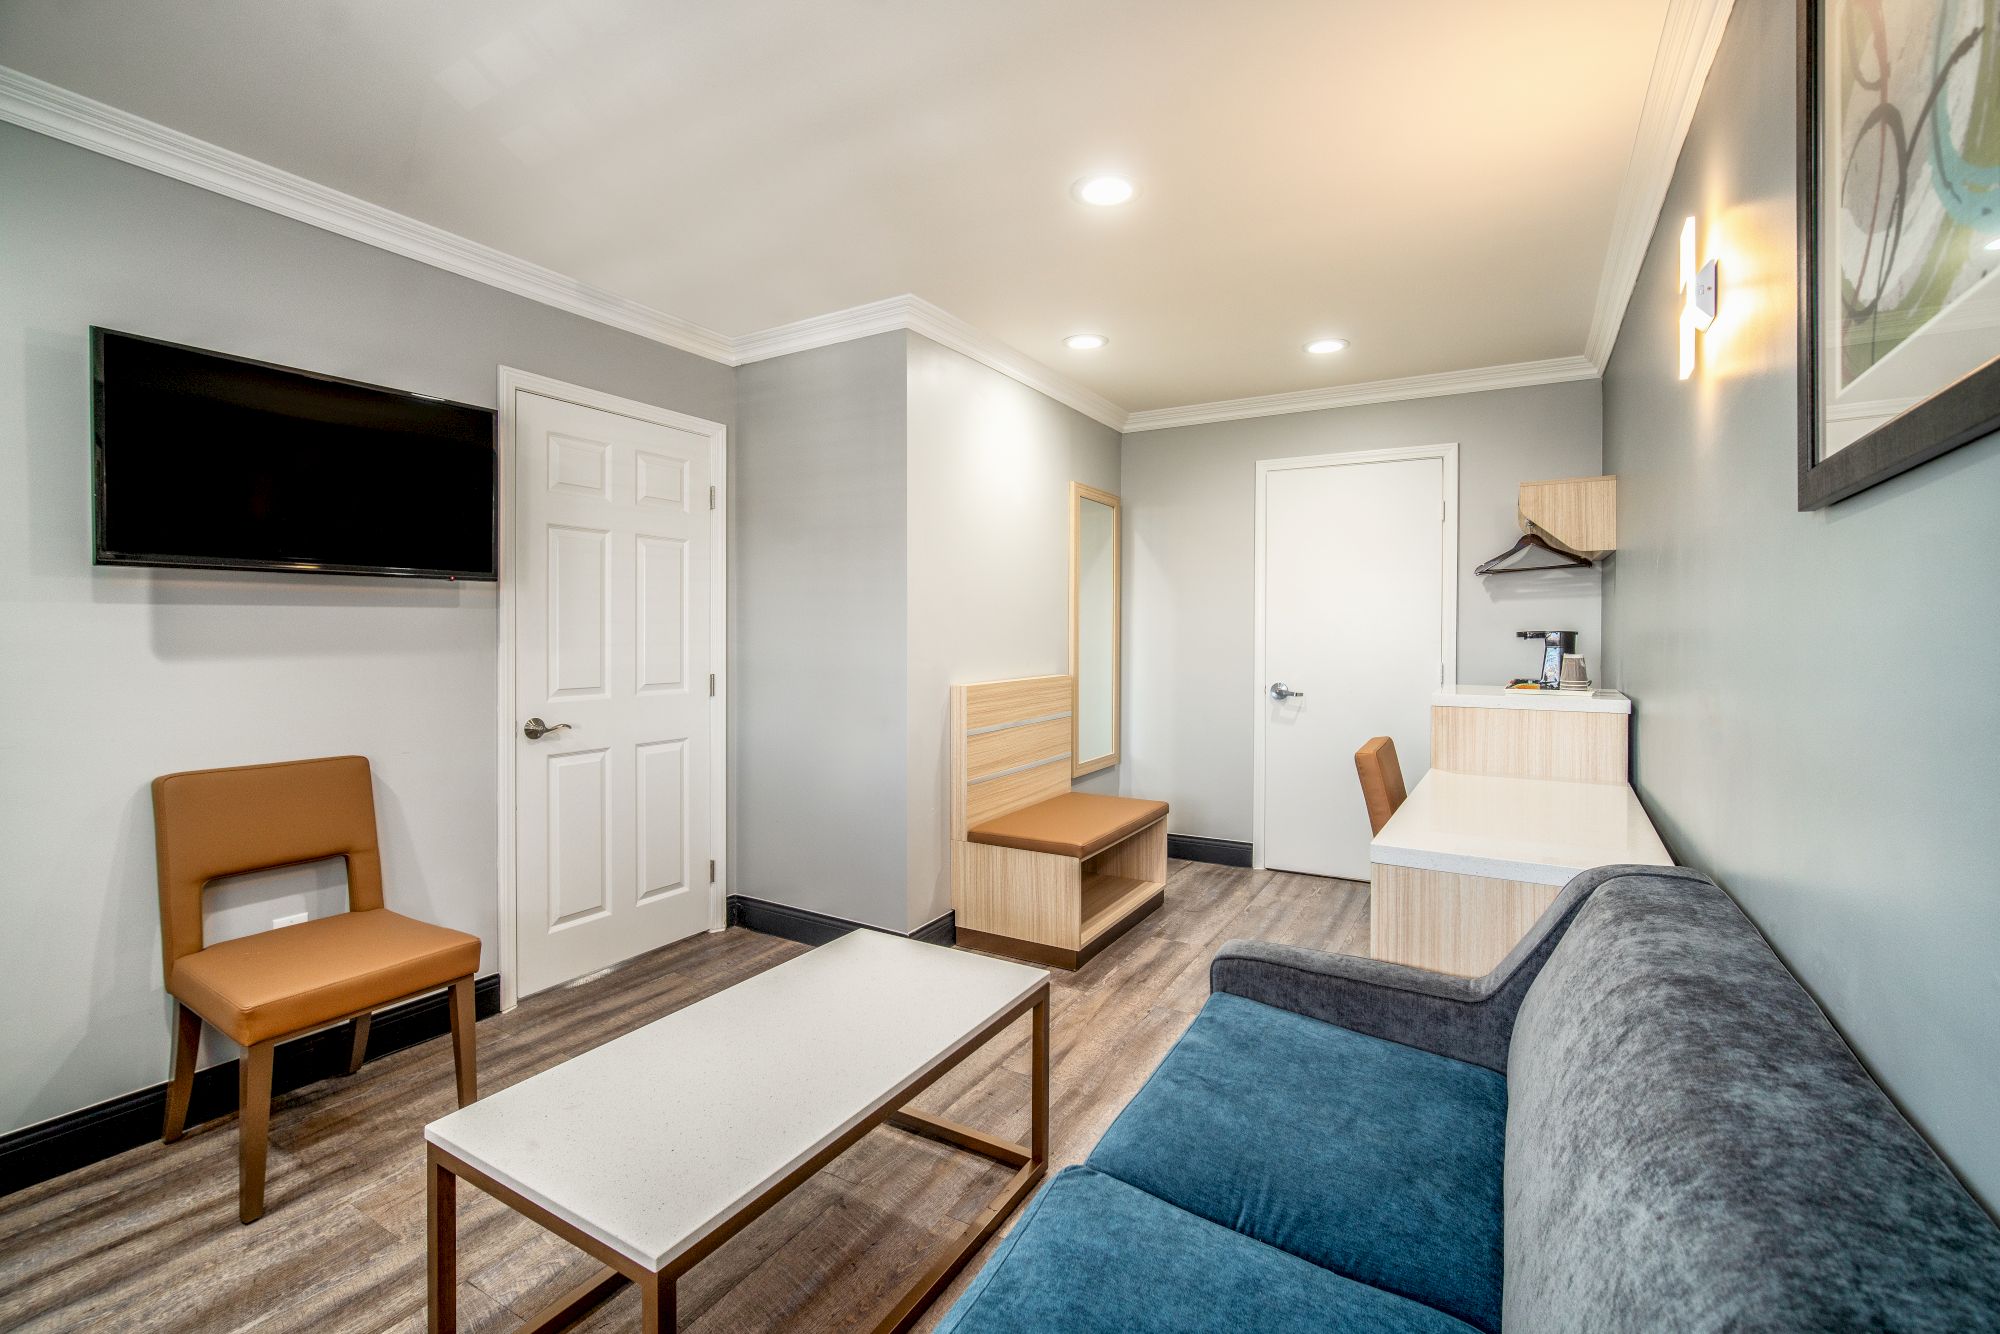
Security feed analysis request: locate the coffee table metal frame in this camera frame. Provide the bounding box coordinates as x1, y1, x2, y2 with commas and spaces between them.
427, 981, 1050, 1333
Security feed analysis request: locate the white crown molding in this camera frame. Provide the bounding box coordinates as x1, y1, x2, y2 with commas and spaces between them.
1583, 0, 1736, 371
730, 295, 913, 364
0, 63, 1134, 423
10, 38, 1737, 435
1122, 356, 1600, 434
0, 64, 738, 364
900, 298, 1130, 430
733, 294, 1129, 430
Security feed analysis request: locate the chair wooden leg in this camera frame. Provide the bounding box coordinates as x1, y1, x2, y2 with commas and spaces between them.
162, 1003, 202, 1144
448, 977, 476, 1106
347, 1012, 373, 1075
238, 1040, 275, 1224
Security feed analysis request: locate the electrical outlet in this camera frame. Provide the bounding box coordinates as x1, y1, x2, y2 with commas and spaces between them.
273, 912, 308, 930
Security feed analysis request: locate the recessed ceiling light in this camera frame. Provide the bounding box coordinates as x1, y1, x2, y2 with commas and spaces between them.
1072, 175, 1135, 207
1063, 333, 1109, 351
1305, 338, 1350, 354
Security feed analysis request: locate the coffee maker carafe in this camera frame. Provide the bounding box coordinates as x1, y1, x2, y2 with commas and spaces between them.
1516, 630, 1578, 690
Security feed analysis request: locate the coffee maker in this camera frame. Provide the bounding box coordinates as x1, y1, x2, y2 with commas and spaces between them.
1516, 629, 1578, 690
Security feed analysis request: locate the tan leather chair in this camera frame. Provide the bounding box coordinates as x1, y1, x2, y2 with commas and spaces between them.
152, 755, 480, 1223
1355, 736, 1408, 836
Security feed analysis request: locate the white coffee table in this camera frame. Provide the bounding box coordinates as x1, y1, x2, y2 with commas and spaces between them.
424, 930, 1051, 1333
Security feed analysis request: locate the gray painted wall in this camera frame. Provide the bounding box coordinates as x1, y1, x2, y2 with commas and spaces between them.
1119, 381, 1604, 842
905, 333, 1122, 930
0, 123, 734, 1136
1600, 1, 2000, 1212
732, 334, 911, 931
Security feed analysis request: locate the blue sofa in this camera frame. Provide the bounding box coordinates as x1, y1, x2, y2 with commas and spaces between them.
935, 865, 2000, 1332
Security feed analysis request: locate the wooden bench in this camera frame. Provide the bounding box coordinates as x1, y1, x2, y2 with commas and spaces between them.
949, 675, 1168, 969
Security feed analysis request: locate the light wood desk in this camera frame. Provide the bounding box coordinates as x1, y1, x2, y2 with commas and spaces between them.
1369, 686, 1671, 976
1429, 683, 1632, 783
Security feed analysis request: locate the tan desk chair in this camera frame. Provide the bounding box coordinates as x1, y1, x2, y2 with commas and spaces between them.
152, 755, 481, 1223
1355, 736, 1408, 836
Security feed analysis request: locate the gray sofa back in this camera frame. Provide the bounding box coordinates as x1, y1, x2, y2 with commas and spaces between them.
1503, 870, 2000, 1331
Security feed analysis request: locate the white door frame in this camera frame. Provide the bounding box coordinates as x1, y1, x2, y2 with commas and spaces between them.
495, 366, 729, 1011
1251, 443, 1458, 871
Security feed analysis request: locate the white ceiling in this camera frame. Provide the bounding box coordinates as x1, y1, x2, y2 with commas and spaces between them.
0, 0, 1679, 413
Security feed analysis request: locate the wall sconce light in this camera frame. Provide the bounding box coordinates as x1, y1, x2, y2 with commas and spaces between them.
1679, 216, 1719, 380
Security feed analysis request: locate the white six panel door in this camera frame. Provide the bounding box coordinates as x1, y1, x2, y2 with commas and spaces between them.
514, 390, 713, 998
1260, 454, 1446, 880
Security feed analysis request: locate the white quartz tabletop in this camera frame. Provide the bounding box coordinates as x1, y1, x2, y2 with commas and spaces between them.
425, 929, 1048, 1270
1433, 684, 1631, 714
1372, 769, 1671, 885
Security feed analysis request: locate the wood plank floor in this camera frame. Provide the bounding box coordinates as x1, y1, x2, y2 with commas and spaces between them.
0, 860, 1367, 1333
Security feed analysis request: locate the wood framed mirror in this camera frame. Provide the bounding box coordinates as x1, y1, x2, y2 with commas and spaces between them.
1068, 482, 1120, 776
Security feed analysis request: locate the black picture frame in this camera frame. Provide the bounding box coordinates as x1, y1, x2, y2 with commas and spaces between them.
1796, 0, 2000, 511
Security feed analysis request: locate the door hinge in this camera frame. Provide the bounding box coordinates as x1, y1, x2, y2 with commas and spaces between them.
708, 672, 716, 697
708, 859, 716, 883
709, 485, 717, 510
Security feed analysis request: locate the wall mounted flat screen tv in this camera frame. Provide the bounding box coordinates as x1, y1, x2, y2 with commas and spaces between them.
92, 328, 498, 579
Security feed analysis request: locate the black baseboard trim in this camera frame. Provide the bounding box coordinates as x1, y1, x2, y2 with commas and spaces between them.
0, 974, 501, 1200
728, 895, 956, 950
909, 911, 955, 948
1167, 834, 1254, 868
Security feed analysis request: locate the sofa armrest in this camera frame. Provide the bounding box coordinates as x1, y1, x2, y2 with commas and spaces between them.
1210, 942, 1511, 1070
1209, 864, 1703, 1072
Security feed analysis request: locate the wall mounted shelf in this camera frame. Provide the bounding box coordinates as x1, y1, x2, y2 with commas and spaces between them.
1476, 475, 1616, 576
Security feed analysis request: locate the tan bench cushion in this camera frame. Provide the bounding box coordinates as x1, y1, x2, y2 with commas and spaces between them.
968, 792, 1168, 860
170, 907, 480, 1045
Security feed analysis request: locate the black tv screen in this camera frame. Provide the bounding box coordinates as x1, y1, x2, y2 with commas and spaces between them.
92, 328, 497, 579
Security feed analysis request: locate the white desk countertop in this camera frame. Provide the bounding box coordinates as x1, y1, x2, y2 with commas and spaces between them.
426, 930, 1047, 1271
1433, 684, 1631, 715
1372, 769, 1671, 886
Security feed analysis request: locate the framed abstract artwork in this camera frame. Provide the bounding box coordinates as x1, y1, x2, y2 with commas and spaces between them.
1798, 0, 2000, 509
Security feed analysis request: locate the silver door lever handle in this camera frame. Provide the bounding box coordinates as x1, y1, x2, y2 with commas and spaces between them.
522, 717, 571, 740
1268, 683, 1305, 701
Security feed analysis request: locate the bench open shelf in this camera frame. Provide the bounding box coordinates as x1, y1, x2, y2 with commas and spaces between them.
1081, 872, 1160, 948
948, 676, 1169, 970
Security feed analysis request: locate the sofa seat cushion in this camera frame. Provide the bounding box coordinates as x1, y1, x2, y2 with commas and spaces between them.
170, 908, 481, 1045
966, 792, 1167, 859
934, 1165, 1478, 1334
1087, 993, 1506, 1333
